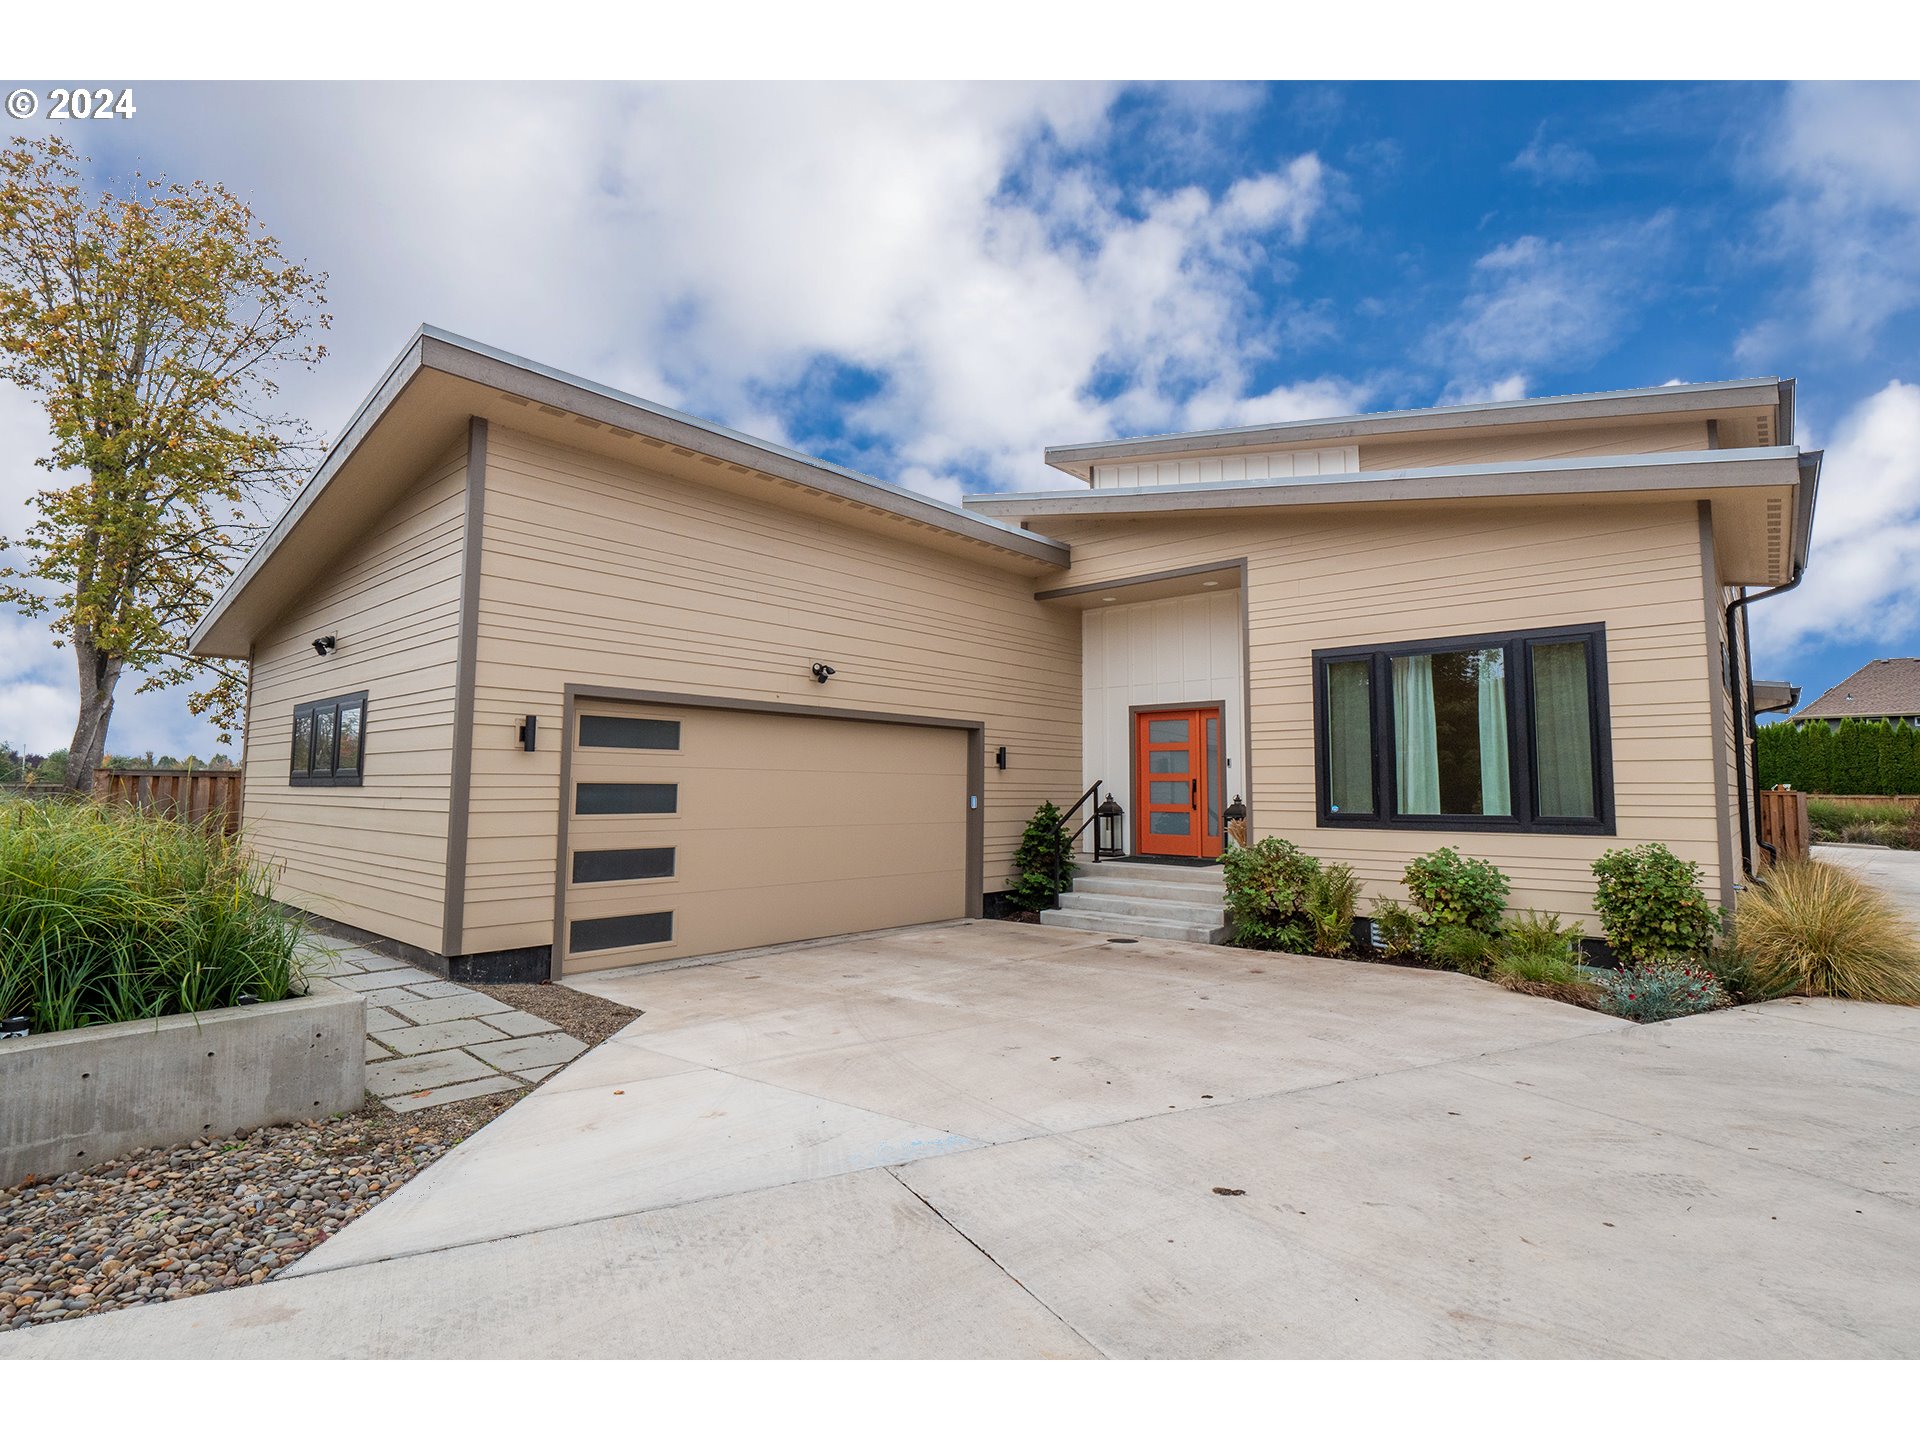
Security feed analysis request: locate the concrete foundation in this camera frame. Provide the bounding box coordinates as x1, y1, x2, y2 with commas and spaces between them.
1, 986, 365, 1187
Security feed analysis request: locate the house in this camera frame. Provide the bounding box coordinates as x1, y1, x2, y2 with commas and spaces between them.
1790, 659, 1920, 729
189, 328, 1820, 979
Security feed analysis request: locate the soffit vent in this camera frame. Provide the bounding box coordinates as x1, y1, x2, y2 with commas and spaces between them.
1766, 496, 1785, 576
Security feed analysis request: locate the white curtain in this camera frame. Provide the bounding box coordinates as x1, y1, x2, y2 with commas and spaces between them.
1534, 641, 1595, 817
1477, 649, 1512, 817
1393, 654, 1441, 813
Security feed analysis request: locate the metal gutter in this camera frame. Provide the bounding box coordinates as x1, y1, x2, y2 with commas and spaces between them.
968, 446, 1805, 520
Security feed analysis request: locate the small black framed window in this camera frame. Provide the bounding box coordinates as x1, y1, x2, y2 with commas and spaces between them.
1312, 624, 1612, 834
291, 692, 368, 787
579, 715, 680, 750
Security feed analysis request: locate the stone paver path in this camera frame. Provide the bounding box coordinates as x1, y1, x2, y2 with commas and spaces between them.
305, 939, 587, 1112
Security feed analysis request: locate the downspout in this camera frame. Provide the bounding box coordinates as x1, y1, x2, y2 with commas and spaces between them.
1725, 569, 1805, 879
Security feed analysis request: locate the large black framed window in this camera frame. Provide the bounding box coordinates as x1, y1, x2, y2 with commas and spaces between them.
1312, 624, 1612, 834
290, 692, 368, 787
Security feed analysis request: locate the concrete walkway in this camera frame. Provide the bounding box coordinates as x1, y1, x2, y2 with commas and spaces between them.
5, 921, 1918, 1358
1816, 843, 1920, 928
306, 938, 586, 1111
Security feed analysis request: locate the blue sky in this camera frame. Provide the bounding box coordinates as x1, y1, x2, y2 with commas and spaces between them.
3, 80, 1918, 758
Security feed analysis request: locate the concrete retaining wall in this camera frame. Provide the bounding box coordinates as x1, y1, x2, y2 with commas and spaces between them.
1, 986, 366, 1188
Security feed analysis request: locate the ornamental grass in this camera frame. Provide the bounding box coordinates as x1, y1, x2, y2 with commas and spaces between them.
0, 799, 305, 1035
1734, 859, 1920, 1005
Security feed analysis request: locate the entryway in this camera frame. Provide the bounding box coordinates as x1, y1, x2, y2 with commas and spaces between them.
1133, 704, 1226, 859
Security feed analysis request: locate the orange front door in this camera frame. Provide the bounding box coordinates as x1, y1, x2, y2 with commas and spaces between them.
1134, 706, 1225, 858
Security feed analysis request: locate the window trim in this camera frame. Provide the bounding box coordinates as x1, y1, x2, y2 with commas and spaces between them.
290, 691, 369, 788
1311, 623, 1613, 835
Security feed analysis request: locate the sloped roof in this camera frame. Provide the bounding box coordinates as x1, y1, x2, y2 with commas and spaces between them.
1795, 659, 1920, 721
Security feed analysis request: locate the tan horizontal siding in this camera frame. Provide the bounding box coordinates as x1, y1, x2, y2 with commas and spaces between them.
243, 441, 467, 952
458, 426, 1081, 956
1358, 419, 1711, 472
1041, 499, 1721, 929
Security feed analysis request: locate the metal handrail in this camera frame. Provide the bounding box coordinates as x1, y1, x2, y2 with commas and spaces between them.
1051, 780, 1119, 906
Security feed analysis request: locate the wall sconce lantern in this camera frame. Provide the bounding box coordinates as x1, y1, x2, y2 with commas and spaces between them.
1223, 794, 1248, 849
994, 745, 1007, 771
1095, 795, 1125, 859
518, 715, 538, 753
312, 635, 337, 657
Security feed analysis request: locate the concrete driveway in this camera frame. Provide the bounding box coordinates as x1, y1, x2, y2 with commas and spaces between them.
5, 920, 1919, 1359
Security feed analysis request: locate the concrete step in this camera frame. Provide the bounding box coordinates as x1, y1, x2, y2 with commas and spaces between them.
1075, 860, 1225, 890
1039, 909, 1230, 945
1072, 872, 1229, 905
1056, 891, 1227, 927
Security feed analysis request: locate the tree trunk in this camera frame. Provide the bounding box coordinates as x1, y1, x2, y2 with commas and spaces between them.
65, 640, 122, 792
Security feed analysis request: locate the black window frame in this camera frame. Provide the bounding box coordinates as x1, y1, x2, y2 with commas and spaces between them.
1311, 623, 1613, 835
290, 692, 369, 788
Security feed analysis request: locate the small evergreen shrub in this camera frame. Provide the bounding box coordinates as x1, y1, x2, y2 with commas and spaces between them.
1402, 847, 1510, 939
1591, 843, 1717, 964
1369, 899, 1420, 960
1595, 956, 1729, 1022
1007, 801, 1075, 912
1304, 862, 1360, 957
1223, 836, 1320, 952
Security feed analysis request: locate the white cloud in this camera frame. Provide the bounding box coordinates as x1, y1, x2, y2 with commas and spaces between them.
1751, 379, 1920, 660
1428, 217, 1673, 388
1439, 373, 1530, 406
1, 83, 1351, 755
1739, 82, 1920, 359
1509, 124, 1598, 185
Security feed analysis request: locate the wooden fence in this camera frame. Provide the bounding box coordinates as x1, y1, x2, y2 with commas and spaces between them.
1756, 788, 1810, 865
91, 768, 243, 834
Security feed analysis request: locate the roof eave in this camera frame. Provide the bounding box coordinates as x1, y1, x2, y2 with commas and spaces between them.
1041, 376, 1785, 479
191, 328, 1068, 659
968, 446, 1805, 520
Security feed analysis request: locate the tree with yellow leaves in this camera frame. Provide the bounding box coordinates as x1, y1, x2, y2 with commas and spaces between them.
0, 133, 328, 788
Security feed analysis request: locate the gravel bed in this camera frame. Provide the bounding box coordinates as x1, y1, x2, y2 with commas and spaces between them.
469, 980, 641, 1047
0, 1092, 512, 1332
2, 980, 641, 1334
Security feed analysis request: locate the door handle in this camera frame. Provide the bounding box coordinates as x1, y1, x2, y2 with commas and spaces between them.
1191, 778, 1197, 808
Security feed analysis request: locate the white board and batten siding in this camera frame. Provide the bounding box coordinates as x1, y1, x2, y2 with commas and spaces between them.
1081, 592, 1246, 849
1091, 446, 1359, 490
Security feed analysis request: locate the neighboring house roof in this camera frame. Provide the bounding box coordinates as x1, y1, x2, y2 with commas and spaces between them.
190, 326, 1070, 659
1793, 659, 1920, 721
1751, 679, 1801, 716
1043, 377, 1794, 481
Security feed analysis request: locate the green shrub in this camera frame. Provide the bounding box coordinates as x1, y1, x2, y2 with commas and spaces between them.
1369, 899, 1420, 960
1595, 956, 1729, 1022
1424, 924, 1496, 977
1007, 801, 1075, 912
0, 800, 306, 1035
1733, 859, 1920, 1004
1223, 836, 1320, 952
1493, 909, 1584, 985
1591, 843, 1717, 965
1402, 847, 1509, 939
1304, 862, 1360, 957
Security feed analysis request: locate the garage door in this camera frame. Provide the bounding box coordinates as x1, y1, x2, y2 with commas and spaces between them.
560, 701, 972, 974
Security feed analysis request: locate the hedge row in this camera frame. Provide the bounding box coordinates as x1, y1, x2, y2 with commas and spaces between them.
1756, 718, 1920, 796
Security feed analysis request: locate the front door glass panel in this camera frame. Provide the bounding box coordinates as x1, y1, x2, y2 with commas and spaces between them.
1135, 705, 1225, 859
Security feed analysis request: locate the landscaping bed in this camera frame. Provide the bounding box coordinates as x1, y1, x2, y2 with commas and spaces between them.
2, 965, 640, 1332
0, 1095, 504, 1331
